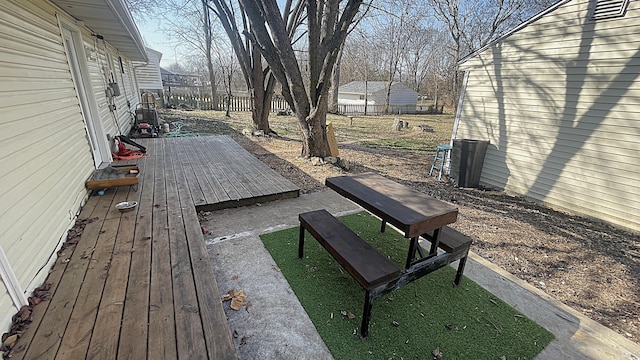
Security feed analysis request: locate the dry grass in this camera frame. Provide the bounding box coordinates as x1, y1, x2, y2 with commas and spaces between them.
159, 109, 640, 345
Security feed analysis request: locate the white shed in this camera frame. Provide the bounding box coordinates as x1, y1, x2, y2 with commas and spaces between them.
455, 0, 640, 233
0, 0, 147, 330
135, 47, 164, 105
338, 81, 419, 114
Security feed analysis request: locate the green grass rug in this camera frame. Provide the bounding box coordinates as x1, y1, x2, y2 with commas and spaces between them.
260, 212, 553, 360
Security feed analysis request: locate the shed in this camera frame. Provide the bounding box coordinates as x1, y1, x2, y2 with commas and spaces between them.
337, 81, 419, 114
455, 0, 640, 232
0, 0, 147, 330
134, 47, 164, 105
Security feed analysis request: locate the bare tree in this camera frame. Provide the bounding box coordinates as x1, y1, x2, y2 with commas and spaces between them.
367, 0, 425, 113
201, 0, 218, 108
239, 0, 363, 158
155, 0, 218, 102
126, 0, 160, 19
429, 0, 554, 109
207, 0, 304, 133
211, 39, 239, 116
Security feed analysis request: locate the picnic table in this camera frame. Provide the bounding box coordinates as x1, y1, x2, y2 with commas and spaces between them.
325, 172, 459, 268
299, 172, 473, 337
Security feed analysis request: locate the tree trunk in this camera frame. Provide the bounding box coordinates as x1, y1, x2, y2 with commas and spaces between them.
250, 46, 275, 133
202, 0, 217, 109
328, 44, 344, 114
298, 105, 329, 158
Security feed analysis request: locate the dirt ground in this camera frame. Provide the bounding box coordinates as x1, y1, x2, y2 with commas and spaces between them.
160, 110, 640, 345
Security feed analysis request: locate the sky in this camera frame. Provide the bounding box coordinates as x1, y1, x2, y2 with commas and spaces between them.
136, 20, 178, 67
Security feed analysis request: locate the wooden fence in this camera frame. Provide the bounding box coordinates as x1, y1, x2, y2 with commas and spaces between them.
164, 94, 443, 116
164, 94, 289, 113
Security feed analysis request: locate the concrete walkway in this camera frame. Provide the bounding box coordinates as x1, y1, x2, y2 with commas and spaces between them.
204, 190, 640, 360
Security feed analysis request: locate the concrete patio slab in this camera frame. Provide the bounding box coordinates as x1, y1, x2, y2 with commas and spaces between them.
204, 190, 640, 360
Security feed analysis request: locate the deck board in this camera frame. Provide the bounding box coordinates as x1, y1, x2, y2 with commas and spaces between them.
11, 135, 299, 359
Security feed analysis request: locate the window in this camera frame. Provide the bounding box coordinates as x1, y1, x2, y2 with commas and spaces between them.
590, 0, 629, 20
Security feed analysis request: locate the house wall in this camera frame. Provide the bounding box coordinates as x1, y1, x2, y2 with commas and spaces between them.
337, 93, 366, 103
457, 0, 640, 232
135, 49, 163, 92
0, 0, 141, 330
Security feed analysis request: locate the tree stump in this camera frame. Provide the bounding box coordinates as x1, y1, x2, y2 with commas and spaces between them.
392, 118, 404, 131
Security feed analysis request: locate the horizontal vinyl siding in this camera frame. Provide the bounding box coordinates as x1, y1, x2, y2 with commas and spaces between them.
0, 1, 96, 295
86, 40, 139, 138
457, 0, 640, 232
136, 51, 163, 90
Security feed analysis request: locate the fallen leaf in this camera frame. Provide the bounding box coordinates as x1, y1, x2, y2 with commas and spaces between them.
340, 310, 355, 319
227, 289, 248, 310
231, 275, 239, 280
244, 301, 252, 313
3, 334, 18, 348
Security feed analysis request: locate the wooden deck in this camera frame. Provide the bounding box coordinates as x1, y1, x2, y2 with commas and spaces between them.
9, 135, 299, 359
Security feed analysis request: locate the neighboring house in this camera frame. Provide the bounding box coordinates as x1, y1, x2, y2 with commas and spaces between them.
455, 0, 640, 232
337, 81, 419, 114
0, 0, 147, 330
134, 47, 164, 106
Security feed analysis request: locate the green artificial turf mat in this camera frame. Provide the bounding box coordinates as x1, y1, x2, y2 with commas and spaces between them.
260, 212, 554, 359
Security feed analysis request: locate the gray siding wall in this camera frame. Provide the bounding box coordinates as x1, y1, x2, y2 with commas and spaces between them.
457, 0, 640, 232
0, 0, 141, 330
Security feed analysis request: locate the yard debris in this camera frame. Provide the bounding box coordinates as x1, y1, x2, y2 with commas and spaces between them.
391, 320, 400, 327
432, 347, 443, 359
414, 124, 434, 132
222, 289, 248, 311
392, 118, 409, 131
1, 302, 38, 355
340, 310, 356, 319
2, 334, 18, 349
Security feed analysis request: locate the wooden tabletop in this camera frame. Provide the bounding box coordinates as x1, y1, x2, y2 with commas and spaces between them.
325, 173, 458, 238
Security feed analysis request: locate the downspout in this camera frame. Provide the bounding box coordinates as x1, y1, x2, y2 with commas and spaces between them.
451, 70, 469, 144
0, 245, 28, 309
447, 70, 470, 174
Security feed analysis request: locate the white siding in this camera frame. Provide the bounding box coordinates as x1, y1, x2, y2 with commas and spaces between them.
0, 0, 144, 331
457, 0, 640, 232
85, 38, 140, 138
135, 48, 163, 91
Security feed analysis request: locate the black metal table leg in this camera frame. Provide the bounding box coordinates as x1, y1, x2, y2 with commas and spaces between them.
298, 225, 305, 258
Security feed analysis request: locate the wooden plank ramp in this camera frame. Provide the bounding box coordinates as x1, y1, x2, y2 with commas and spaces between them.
9, 135, 299, 359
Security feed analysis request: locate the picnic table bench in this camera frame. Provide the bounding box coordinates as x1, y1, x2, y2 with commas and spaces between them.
297, 173, 473, 337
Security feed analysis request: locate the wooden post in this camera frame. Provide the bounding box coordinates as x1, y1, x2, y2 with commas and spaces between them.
326, 122, 339, 157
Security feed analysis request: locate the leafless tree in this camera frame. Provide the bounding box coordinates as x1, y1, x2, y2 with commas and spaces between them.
239, 0, 363, 158
207, 0, 304, 133
154, 0, 218, 103
429, 0, 555, 109
126, 0, 161, 19
211, 39, 239, 117
366, 0, 426, 113
200, 0, 218, 107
